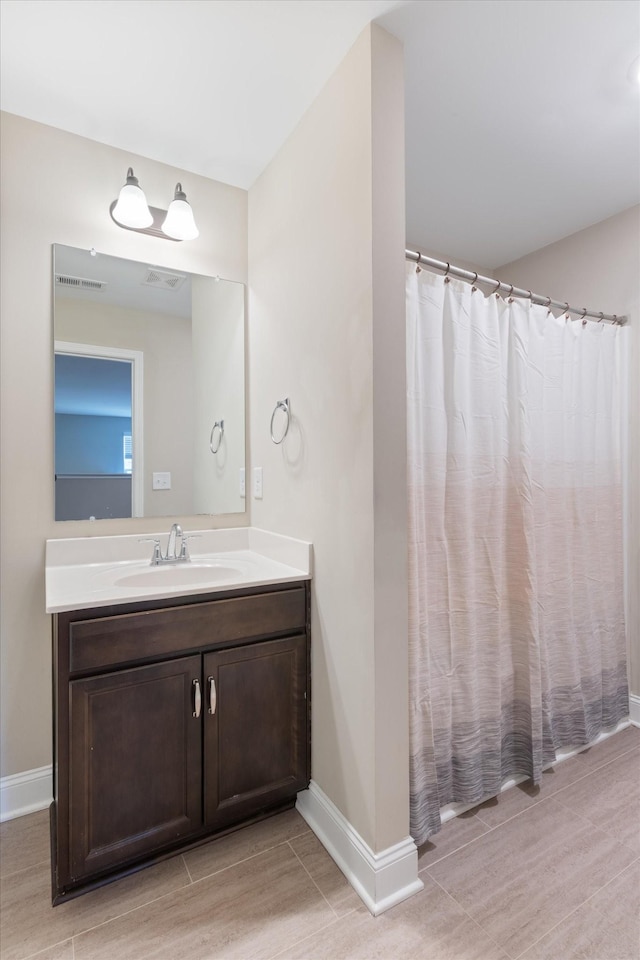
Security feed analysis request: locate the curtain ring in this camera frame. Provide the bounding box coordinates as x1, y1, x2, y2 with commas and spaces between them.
443, 262, 451, 282
527, 290, 533, 301
580, 307, 588, 326
471, 271, 478, 291
491, 279, 502, 296
507, 284, 514, 302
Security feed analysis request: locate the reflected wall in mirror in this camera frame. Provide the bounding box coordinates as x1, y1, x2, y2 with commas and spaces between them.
53, 244, 245, 521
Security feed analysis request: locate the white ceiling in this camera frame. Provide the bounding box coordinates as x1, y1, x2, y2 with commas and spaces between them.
1, 0, 638, 268
381, 0, 640, 266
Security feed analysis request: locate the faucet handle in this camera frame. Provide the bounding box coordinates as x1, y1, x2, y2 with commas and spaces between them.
139, 537, 162, 564
179, 534, 201, 560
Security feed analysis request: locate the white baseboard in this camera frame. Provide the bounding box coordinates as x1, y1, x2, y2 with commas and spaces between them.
630, 694, 640, 727
296, 780, 423, 916
0, 765, 52, 822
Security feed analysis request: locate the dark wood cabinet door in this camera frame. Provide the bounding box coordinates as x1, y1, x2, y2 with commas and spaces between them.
69, 656, 202, 880
203, 635, 309, 827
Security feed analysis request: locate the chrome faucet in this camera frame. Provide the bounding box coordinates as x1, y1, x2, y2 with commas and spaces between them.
166, 523, 182, 561
140, 523, 198, 565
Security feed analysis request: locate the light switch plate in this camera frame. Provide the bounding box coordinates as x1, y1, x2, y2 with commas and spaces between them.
239, 467, 246, 498
152, 472, 171, 490
253, 467, 263, 499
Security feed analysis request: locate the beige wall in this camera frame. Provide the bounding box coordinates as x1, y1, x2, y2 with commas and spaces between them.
0, 112, 248, 777
496, 205, 640, 698
192, 278, 245, 514
248, 24, 408, 853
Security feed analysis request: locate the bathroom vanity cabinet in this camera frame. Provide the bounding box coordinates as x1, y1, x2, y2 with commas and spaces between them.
51, 582, 310, 903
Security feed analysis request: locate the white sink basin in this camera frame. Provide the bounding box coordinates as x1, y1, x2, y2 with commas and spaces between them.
115, 562, 247, 589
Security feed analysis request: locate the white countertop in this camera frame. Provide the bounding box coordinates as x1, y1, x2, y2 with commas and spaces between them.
46, 527, 312, 613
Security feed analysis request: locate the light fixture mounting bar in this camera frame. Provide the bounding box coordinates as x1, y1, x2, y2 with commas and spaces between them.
108, 201, 181, 241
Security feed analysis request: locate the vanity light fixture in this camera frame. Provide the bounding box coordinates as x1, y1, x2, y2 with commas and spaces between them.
109, 168, 199, 242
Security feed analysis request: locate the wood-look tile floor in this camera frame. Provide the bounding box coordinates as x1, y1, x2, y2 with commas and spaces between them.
1, 726, 638, 960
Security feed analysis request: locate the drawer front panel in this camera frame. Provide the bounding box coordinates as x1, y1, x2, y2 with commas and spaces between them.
69, 587, 307, 674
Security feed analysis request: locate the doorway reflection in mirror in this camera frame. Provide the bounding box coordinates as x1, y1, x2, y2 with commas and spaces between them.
53, 244, 245, 521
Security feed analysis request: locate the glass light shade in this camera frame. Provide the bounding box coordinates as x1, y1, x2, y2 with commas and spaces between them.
162, 184, 199, 240
627, 55, 640, 86
112, 169, 153, 229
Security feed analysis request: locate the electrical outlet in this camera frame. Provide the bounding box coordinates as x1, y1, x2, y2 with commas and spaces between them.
152, 472, 171, 490
239, 467, 245, 498
253, 466, 263, 499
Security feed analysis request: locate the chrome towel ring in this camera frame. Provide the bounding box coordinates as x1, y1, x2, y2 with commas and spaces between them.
209, 420, 224, 454
270, 398, 290, 445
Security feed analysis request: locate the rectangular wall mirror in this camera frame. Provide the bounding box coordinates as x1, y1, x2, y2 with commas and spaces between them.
53, 244, 245, 521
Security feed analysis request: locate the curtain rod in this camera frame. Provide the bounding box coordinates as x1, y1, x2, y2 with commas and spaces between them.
405, 250, 627, 326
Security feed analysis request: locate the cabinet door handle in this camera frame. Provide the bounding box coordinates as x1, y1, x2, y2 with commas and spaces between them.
208, 676, 216, 715
192, 679, 202, 718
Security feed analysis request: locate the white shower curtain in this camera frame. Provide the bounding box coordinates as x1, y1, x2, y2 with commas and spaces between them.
407, 265, 628, 846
